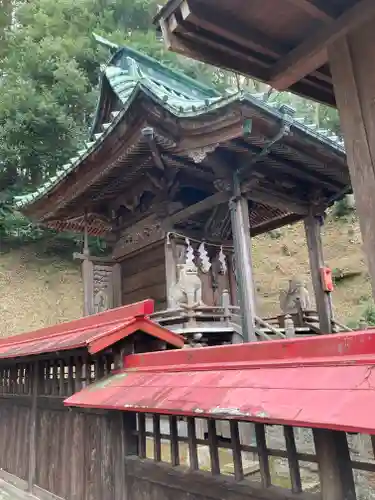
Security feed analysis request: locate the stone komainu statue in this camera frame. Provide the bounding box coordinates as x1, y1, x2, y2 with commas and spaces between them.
169, 262, 204, 310
279, 276, 311, 314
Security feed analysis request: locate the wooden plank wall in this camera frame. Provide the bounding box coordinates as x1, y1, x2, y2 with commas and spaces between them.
0, 398, 365, 500
0, 399, 121, 500
34, 407, 118, 500
0, 400, 30, 481
121, 242, 167, 310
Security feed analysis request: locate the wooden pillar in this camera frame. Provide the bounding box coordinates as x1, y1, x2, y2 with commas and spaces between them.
165, 236, 177, 309
314, 429, 356, 500
229, 174, 256, 342
304, 214, 332, 333
123, 412, 138, 486
111, 412, 126, 500
28, 361, 39, 492
112, 263, 122, 308
82, 259, 94, 316
328, 17, 375, 302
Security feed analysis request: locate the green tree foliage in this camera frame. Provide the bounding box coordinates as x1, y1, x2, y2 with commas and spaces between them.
0, 0, 227, 195
0, 0, 108, 192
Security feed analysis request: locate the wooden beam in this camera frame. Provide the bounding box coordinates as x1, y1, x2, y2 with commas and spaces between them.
164, 154, 216, 182
28, 362, 39, 493
168, 191, 230, 225
176, 0, 332, 88
230, 173, 257, 342
168, 176, 303, 228
73, 252, 114, 264
328, 21, 375, 303
251, 213, 302, 236
179, 0, 283, 58
227, 141, 343, 192
246, 188, 309, 215
285, 0, 334, 22
304, 214, 332, 333
169, 12, 270, 75
112, 263, 122, 308
112, 413, 126, 500
269, 0, 375, 90
313, 429, 356, 500
82, 259, 94, 316
143, 132, 166, 171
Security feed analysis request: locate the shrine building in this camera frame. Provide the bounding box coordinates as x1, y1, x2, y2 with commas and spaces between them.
154, 0, 375, 306
17, 35, 351, 343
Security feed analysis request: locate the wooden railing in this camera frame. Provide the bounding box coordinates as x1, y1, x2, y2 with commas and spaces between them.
132, 411, 375, 499
151, 298, 356, 343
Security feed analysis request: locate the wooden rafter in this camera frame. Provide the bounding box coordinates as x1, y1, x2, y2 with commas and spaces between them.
168, 12, 270, 79
169, 191, 230, 225
143, 131, 166, 171
171, 0, 337, 85
226, 141, 343, 192
285, 0, 334, 22
245, 186, 310, 215
252, 213, 302, 236
178, 0, 283, 59
269, 0, 375, 90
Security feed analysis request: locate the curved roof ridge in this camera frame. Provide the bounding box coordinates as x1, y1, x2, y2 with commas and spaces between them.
14, 36, 346, 214
93, 32, 219, 98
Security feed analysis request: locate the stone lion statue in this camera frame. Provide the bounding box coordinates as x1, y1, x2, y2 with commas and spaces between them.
94, 289, 109, 313
279, 276, 311, 314
169, 262, 205, 310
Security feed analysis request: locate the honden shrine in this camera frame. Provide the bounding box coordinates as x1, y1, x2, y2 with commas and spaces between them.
16, 34, 350, 340
1, 18, 374, 500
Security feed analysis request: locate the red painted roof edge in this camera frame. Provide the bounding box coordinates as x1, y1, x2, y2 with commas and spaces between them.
64, 357, 375, 434
0, 300, 154, 347
0, 316, 182, 360
90, 317, 184, 354
63, 400, 374, 436
124, 329, 375, 370
0, 320, 130, 351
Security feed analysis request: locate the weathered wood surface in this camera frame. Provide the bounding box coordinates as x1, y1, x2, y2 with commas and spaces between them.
34, 408, 118, 500
329, 15, 375, 304
304, 214, 332, 333
0, 349, 369, 500
0, 403, 30, 482
124, 458, 317, 500
121, 242, 167, 309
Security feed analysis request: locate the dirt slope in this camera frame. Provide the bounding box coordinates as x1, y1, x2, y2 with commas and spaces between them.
0, 215, 370, 337
0, 248, 83, 337
253, 215, 370, 325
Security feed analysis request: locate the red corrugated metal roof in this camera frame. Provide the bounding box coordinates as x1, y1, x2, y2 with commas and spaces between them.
65, 330, 375, 434
0, 300, 183, 359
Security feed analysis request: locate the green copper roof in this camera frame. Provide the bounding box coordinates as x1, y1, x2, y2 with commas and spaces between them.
15, 35, 345, 211
104, 64, 221, 112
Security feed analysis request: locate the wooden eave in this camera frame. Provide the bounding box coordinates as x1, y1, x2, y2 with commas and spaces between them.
155, 0, 374, 106
19, 67, 350, 238
21, 92, 150, 223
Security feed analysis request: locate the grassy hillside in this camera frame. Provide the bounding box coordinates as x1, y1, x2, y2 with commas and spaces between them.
0, 213, 371, 338
252, 214, 371, 327
0, 248, 83, 337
